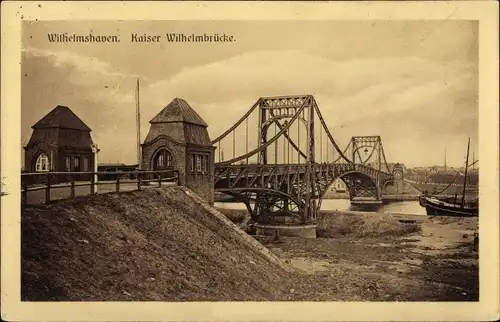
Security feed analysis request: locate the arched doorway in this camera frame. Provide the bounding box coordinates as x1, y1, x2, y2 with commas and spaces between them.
153, 149, 173, 171
35, 152, 50, 172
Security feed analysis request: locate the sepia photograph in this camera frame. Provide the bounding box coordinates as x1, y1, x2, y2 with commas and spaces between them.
1, 1, 499, 321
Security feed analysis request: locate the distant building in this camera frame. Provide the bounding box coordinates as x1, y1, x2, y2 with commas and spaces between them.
141, 98, 216, 204
330, 178, 347, 193
24, 105, 95, 182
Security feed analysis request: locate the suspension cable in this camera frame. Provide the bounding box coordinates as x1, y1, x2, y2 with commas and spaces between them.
320, 126, 323, 162
287, 126, 290, 163
326, 138, 329, 162
211, 99, 260, 144
313, 100, 351, 162
245, 116, 248, 164
218, 101, 308, 165
297, 117, 300, 164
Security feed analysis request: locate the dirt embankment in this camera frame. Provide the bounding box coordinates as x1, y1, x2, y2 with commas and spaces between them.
22, 187, 293, 301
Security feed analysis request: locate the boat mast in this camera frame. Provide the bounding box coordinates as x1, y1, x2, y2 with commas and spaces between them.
444, 147, 447, 171
461, 137, 471, 208
136, 78, 142, 170
472, 150, 475, 170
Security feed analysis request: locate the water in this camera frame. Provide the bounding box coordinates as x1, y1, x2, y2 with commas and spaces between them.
214, 199, 426, 216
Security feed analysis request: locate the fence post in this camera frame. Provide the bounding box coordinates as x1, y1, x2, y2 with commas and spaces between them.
90, 171, 95, 194
45, 173, 51, 205
116, 175, 120, 192
158, 173, 162, 188
70, 176, 75, 198
22, 177, 28, 207
137, 171, 142, 191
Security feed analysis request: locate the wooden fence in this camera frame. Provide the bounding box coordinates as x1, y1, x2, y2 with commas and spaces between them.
21, 170, 179, 206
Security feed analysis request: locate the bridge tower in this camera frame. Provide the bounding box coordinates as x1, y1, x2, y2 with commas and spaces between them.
348, 136, 390, 202
256, 95, 317, 224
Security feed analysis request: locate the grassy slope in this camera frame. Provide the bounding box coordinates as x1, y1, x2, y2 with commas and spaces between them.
22, 187, 292, 301
316, 211, 422, 238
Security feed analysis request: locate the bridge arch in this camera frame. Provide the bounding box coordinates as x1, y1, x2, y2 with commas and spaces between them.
217, 187, 303, 208
216, 187, 305, 223
318, 170, 379, 201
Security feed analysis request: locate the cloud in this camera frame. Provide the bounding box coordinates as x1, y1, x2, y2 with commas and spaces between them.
141, 50, 477, 143
22, 48, 477, 167
23, 47, 143, 79
22, 47, 144, 106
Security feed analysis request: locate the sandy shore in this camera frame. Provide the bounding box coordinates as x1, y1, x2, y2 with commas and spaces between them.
219, 208, 479, 301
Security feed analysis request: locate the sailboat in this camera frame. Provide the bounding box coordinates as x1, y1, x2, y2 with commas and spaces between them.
419, 138, 479, 217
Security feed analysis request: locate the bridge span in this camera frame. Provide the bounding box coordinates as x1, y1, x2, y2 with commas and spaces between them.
211, 95, 404, 227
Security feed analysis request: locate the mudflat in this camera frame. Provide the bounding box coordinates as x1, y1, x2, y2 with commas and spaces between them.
263, 211, 479, 301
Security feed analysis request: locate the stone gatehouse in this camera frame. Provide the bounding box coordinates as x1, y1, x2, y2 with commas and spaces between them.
141, 98, 215, 204
24, 105, 95, 183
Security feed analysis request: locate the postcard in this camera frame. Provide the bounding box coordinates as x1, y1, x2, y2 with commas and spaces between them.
1, 1, 499, 321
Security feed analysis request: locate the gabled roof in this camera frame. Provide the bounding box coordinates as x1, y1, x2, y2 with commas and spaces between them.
32, 105, 91, 131
150, 98, 208, 127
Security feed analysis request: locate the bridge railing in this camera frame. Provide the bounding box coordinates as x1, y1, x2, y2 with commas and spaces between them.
21, 170, 179, 206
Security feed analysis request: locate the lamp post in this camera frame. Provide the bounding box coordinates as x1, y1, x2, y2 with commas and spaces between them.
91, 143, 99, 193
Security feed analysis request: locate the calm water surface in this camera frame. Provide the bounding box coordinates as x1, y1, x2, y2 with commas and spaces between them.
215, 199, 426, 216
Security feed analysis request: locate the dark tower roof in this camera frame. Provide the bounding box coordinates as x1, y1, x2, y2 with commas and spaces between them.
150, 98, 208, 127
32, 105, 91, 131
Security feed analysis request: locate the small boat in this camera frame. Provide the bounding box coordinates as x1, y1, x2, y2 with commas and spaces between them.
419, 138, 478, 217
419, 195, 478, 217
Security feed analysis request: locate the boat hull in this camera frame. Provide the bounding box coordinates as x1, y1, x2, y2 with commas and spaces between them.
420, 196, 478, 217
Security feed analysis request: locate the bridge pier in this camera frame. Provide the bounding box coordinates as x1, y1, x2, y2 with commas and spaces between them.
255, 223, 317, 239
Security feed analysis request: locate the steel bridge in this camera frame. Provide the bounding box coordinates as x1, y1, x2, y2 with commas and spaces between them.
212, 95, 395, 225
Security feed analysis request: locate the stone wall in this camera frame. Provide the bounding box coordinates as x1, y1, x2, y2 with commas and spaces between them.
186, 174, 214, 205
185, 144, 215, 205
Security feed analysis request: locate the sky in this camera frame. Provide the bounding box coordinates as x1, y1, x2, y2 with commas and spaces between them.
21, 20, 478, 167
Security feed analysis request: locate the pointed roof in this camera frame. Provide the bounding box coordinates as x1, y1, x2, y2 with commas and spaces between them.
32, 105, 91, 131
150, 98, 208, 127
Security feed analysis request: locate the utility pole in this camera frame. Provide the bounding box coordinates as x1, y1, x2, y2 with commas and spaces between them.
444, 147, 447, 171
91, 144, 99, 193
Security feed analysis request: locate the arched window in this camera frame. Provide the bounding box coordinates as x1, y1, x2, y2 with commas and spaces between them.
166, 152, 173, 167
35, 153, 50, 172
154, 149, 173, 170
157, 154, 165, 168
